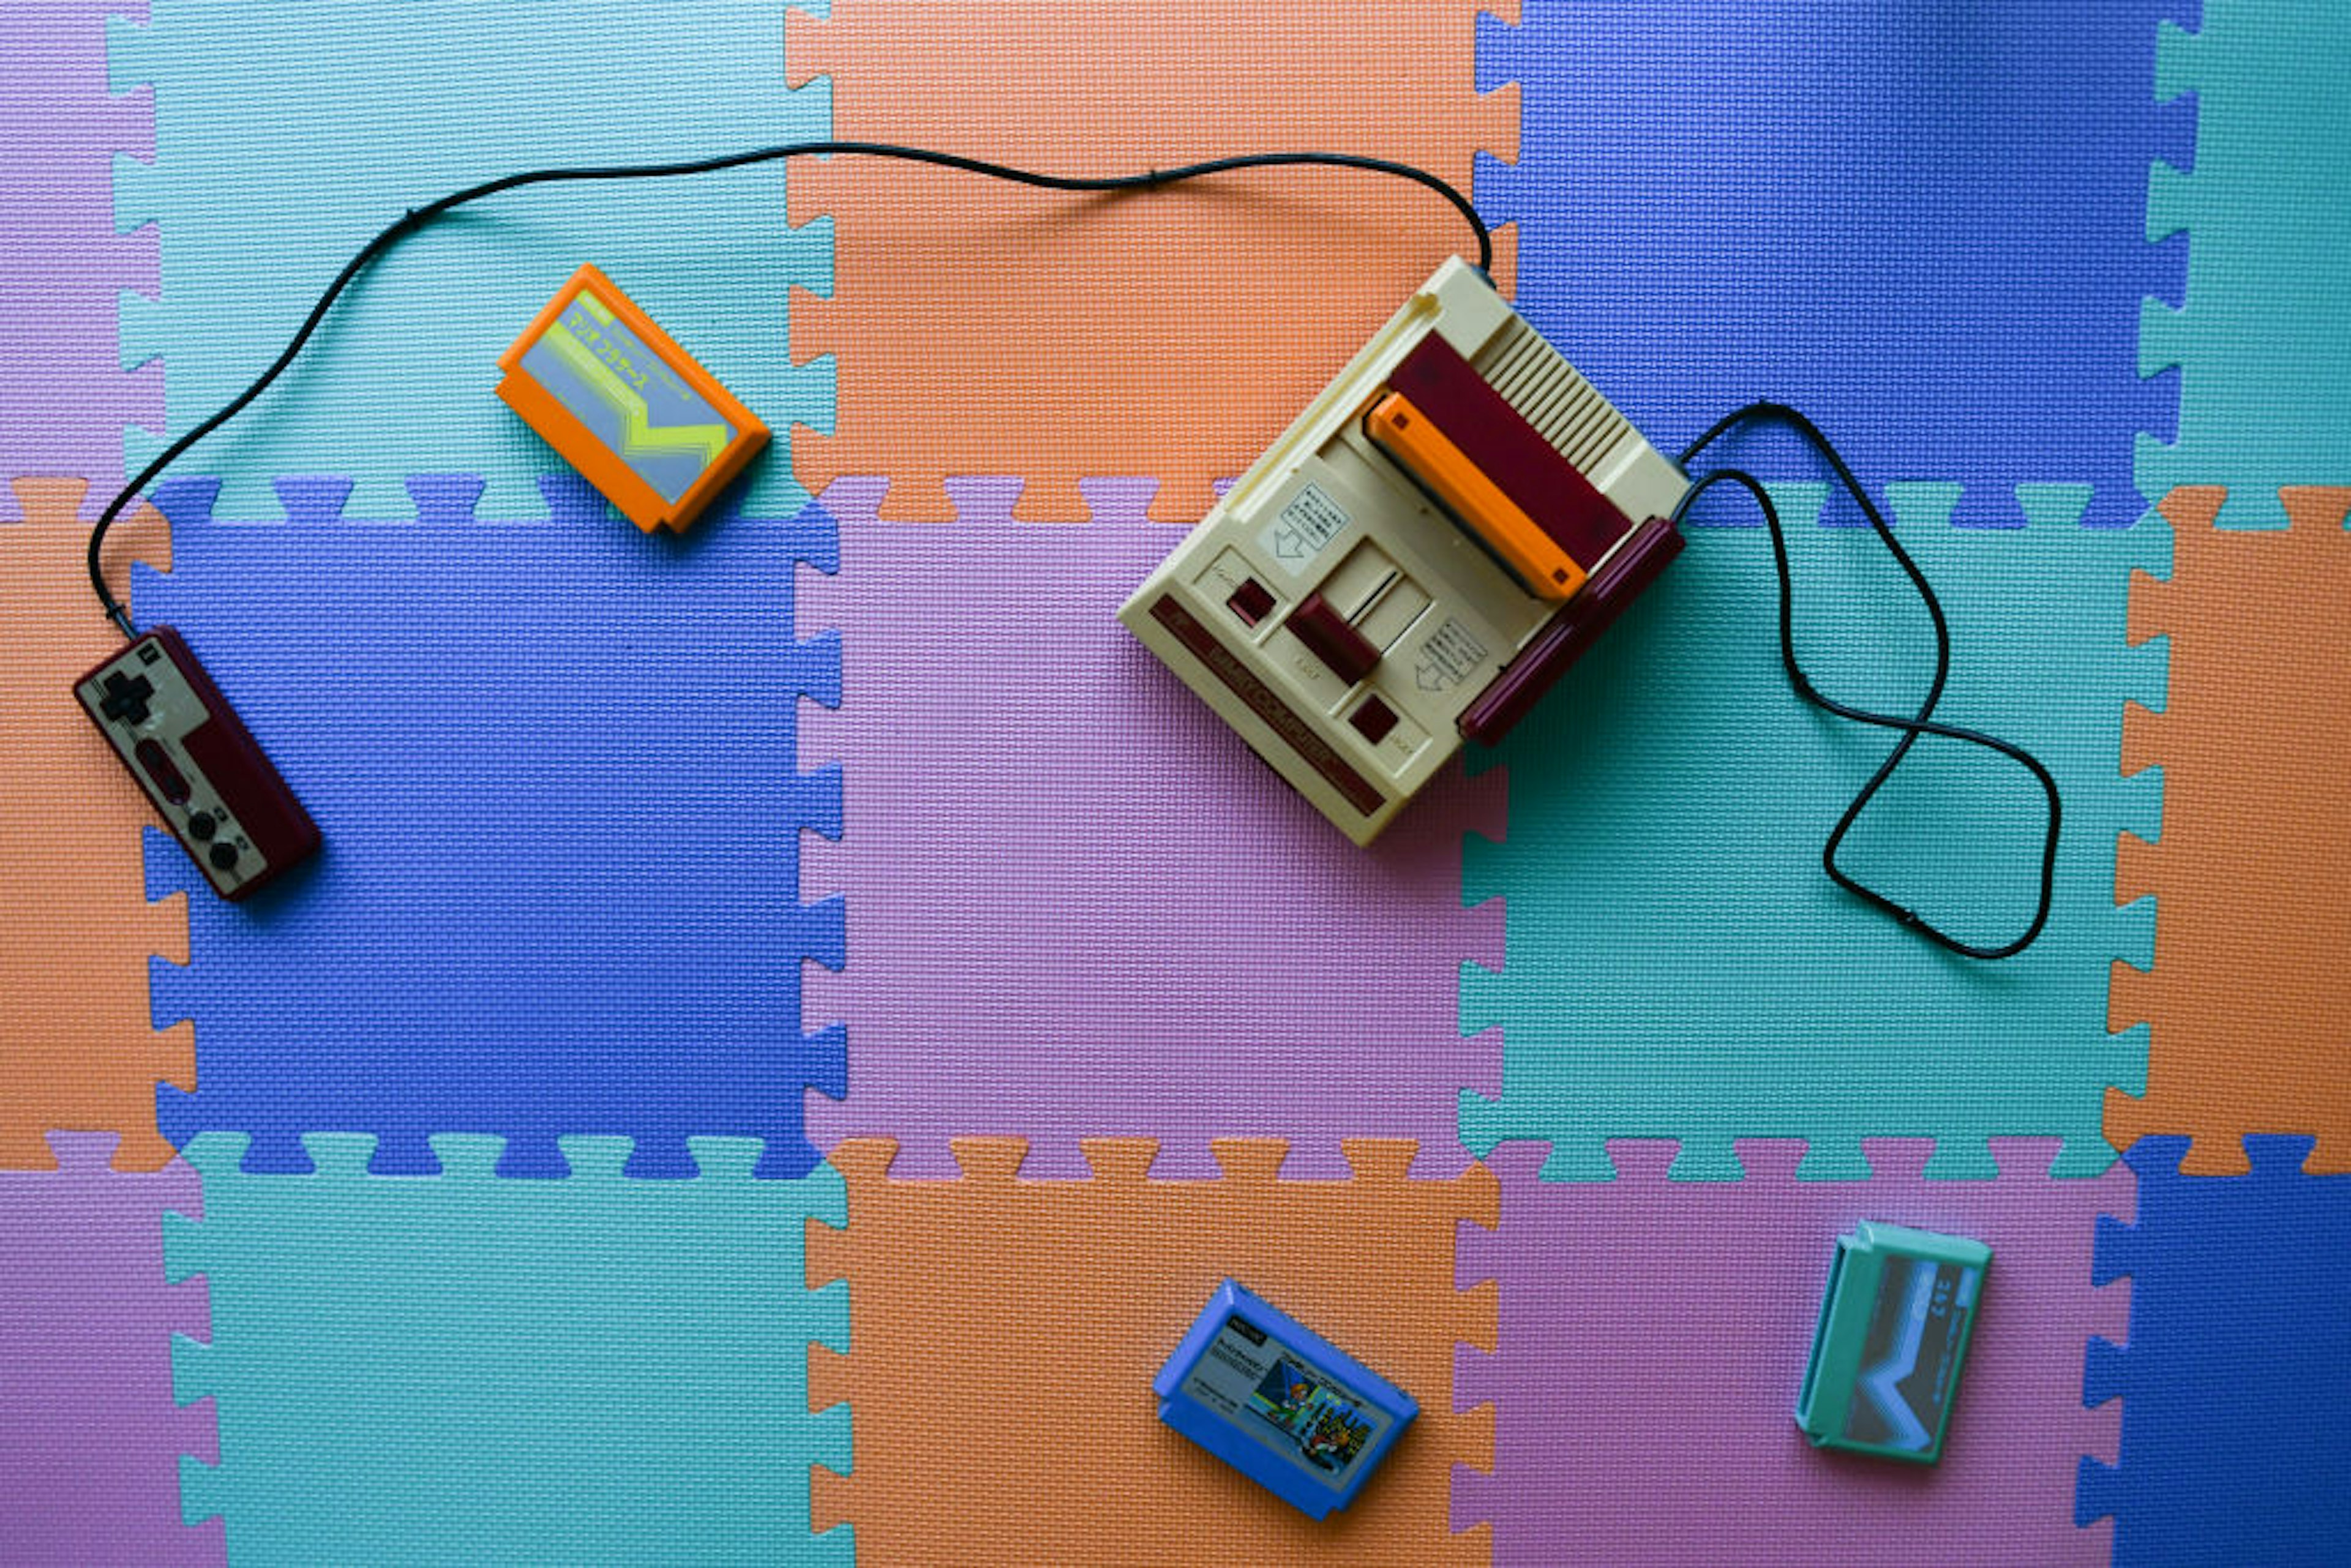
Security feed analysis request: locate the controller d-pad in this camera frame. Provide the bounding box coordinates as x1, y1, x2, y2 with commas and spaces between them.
100, 670, 155, 726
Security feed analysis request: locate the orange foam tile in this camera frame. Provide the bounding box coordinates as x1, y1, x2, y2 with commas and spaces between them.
809, 1138, 1496, 1564
0, 479, 187, 1170
2106, 486, 2351, 1172
786, 0, 1520, 522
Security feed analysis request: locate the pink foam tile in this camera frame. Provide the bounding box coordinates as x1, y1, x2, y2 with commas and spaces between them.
1454, 1138, 2130, 1566
0, 0, 162, 510
803, 479, 1504, 1178
0, 1132, 222, 1563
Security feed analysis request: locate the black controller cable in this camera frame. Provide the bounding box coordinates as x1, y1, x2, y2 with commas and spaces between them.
83, 141, 1491, 640
1670, 402, 2062, 960
77, 140, 2053, 957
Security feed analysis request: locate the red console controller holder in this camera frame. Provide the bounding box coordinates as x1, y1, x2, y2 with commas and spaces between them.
76, 626, 319, 900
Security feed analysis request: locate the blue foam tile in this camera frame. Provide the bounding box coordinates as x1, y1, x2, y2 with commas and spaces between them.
140, 478, 842, 1178
1476, 1, 2194, 525
2077, 1136, 2351, 1564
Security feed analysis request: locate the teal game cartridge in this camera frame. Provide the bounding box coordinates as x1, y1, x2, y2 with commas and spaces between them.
1155, 1280, 1415, 1518
1797, 1221, 1992, 1465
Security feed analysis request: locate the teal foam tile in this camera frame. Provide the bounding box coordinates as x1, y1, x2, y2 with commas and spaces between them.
1459, 498, 2167, 1180
166, 1133, 850, 1562
111, 0, 832, 522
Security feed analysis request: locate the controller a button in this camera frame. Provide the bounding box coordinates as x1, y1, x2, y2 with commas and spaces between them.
208, 841, 239, 872
101, 670, 156, 726
189, 812, 217, 841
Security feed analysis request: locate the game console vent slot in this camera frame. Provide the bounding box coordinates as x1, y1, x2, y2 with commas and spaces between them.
1472, 318, 1634, 477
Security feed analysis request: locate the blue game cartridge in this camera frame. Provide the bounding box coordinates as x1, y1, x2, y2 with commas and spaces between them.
1155, 1280, 1416, 1518
1797, 1221, 1992, 1465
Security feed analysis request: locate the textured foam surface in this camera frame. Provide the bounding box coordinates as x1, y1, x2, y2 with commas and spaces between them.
2138, 3, 2351, 520
0, 479, 188, 1171
785, 0, 1515, 522
167, 1131, 851, 1562
0, 1134, 220, 1564
1458, 1139, 2129, 1564
135, 478, 844, 1178
810, 1138, 1495, 1563
802, 481, 1502, 1179
1460, 492, 2166, 1180
2077, 1136, 2351, 1563
1478, 1, 2191, 526
2107, 488, 2351, 1171
108, 0, 833, 523
0, 0, 160, 517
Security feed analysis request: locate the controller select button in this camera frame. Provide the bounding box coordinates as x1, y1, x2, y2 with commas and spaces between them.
208, 841, 239, 872
189, 812, 217, 841
134, 738, 192, 804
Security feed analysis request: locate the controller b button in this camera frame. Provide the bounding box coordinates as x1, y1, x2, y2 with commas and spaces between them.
189, 812, 217, 841
208, 841, 239, 872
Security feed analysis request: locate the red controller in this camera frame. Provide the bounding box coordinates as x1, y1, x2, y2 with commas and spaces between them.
76, 626, 319, 900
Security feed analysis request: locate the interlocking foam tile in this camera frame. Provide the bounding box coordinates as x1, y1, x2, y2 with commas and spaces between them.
0, 478, 189, 1171
1457, 1138, 2129, 1564
165, 1131, 851, 1562
1460, 486, 2166, 1180
801, 481, 1502, 1179
2077, 1136, 2351, 1564
0, 1, 161, 519
2138, 4, 2351, 523
809, 1137, 1494, 1564
1479, 2, 2191, 527
108, 0, 831, 523
134, 478, 844, 1178
2107, 487, 2351, 1172
784, 0, 1517, 523
0, 1133, 222, 1564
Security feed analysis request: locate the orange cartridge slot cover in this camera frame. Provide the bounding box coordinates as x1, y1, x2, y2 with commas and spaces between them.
1363, 391, 1588, 601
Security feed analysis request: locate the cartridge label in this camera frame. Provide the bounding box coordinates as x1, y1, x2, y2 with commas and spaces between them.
520, 285, 737, 503
1845, 1257, 1982, 1453
1179, 1314, 1390, 1488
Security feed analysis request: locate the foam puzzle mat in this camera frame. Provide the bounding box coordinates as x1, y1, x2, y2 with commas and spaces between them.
2, 1, 2347, 1562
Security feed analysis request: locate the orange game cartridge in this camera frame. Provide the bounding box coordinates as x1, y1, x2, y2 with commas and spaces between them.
495, 264, 767, 533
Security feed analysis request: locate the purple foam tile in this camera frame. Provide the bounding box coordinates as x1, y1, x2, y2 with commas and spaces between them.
0, 1132, 222, 1564
0, 0, 161, 513
805, 483, 1504, 1180
1455, 1138, 2129, 1566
